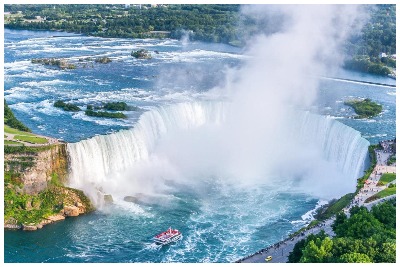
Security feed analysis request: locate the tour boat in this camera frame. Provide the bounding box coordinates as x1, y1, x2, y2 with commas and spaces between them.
153, 227, 182, 245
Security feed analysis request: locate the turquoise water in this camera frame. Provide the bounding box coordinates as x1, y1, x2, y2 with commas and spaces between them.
3, 29, 396, 263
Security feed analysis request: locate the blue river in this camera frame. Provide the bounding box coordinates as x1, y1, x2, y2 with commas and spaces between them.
4, 29, 396, 263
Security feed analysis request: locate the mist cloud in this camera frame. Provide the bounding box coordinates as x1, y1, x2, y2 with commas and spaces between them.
69, 5, 370, 204
151, 5, 369, 198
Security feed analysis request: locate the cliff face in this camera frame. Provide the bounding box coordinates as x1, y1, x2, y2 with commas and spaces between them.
4, 144, 94, 230
5, 144, 68, 194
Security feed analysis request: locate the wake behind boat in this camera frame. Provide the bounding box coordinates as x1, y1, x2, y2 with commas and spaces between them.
153, 227, 182, 245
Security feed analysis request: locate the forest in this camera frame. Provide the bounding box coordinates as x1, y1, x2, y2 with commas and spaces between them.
288, 200, 396, 263
4, 4, 396, 76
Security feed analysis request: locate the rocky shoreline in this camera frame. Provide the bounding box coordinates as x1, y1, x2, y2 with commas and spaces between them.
5, 202, 87, 231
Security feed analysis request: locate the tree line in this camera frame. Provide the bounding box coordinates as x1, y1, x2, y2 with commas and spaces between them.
4, 4, 396, 75
288, 200, 396, 263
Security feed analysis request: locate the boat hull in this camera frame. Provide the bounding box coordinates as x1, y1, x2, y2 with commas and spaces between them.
154, 234, 182, 245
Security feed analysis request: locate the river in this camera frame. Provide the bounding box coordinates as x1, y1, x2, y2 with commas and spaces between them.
4, 29, 396, 263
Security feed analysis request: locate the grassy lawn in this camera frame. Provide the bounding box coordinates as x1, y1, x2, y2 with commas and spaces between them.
377, 173, 396, 186
374, 186, 396, 198
4, 125, 36, 136
315, 193, 354, 221
4, 140, 23, 145
365, 186, 396, 203
14, 135, 48, 144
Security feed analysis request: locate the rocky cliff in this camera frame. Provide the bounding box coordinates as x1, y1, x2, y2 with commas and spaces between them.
4, 144, 94, 230
5, 144, 68, 194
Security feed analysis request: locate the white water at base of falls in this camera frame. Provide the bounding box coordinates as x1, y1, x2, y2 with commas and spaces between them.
67, 101, 369, 207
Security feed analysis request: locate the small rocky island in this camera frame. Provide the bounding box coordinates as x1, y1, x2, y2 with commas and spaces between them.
53, 100, 140, 119
31, 58, 77, 69
131, 49, 152, 59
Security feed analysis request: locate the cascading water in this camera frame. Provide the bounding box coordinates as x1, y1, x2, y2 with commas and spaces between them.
67, 101, 369, 206
67, 101, 228, 205
295, 112, 369, 179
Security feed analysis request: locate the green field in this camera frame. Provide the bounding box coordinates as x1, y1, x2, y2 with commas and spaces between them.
4, 125, 36, 136
374, 186, 396, 198
5, 125, 49, 145
365, 186, 396, 203
377, 173, 396, 186
14, 135, 48, 144
4, 140, 23, 145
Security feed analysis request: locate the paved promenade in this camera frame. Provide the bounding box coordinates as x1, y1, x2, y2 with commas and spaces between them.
238, 141, 396, 263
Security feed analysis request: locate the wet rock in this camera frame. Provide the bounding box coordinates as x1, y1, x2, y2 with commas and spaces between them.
123, 196, 139, 203
104, 195, 113, 203
45, 214, 65, 222
22, 224, 38, 231
63, 205, 80, 217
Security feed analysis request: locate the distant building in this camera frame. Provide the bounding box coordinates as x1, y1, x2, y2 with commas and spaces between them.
379, 52, 387, 58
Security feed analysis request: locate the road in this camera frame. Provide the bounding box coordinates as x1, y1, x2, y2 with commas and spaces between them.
238, 143, 396, 263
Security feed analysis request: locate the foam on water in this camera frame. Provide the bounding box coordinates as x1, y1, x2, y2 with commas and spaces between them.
4, 29, 394, 263
72, 112, 133, 127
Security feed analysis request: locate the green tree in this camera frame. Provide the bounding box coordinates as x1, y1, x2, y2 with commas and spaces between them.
339, 252, 372, 263
4, 99, 31, 132
334, 208, 384, 239
288, 239, 306, 263
375, 242, 396, 263
300, 237, 333, 263
331, 211, 347, 232
371, 200, 396, 229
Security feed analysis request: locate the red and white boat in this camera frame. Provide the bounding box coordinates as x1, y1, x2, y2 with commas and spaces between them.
153, 227, 182, 245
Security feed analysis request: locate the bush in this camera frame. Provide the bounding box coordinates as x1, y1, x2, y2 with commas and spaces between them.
54, 100, 81, 111
85, 109, 127, 119
103, 101, 129, 111
4, 100, 31, 132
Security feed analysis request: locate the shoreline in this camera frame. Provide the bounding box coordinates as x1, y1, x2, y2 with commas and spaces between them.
236, 140, 396, 263
4, 27, 394, 78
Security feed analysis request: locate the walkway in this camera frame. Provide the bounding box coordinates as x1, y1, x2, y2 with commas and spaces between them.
238, 142, 396, 263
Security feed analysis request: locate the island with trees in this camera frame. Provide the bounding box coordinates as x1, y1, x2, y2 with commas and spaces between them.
85, 109, 127, 119
53, 100, 81, 111
344, 98, 383, 119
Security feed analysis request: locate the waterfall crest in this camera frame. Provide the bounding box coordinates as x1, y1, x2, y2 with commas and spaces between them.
67, 101, 369, 204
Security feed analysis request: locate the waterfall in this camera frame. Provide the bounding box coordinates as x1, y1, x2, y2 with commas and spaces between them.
67, 101, 369, 204
294, 112, 370, 180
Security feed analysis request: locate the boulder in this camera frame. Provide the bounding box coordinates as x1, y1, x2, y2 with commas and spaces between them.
104, 194, 113, 203
45, 214, 65, 222
22, 224, 38, 231
63, 205, 80, 217
123, 196, 139, 203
